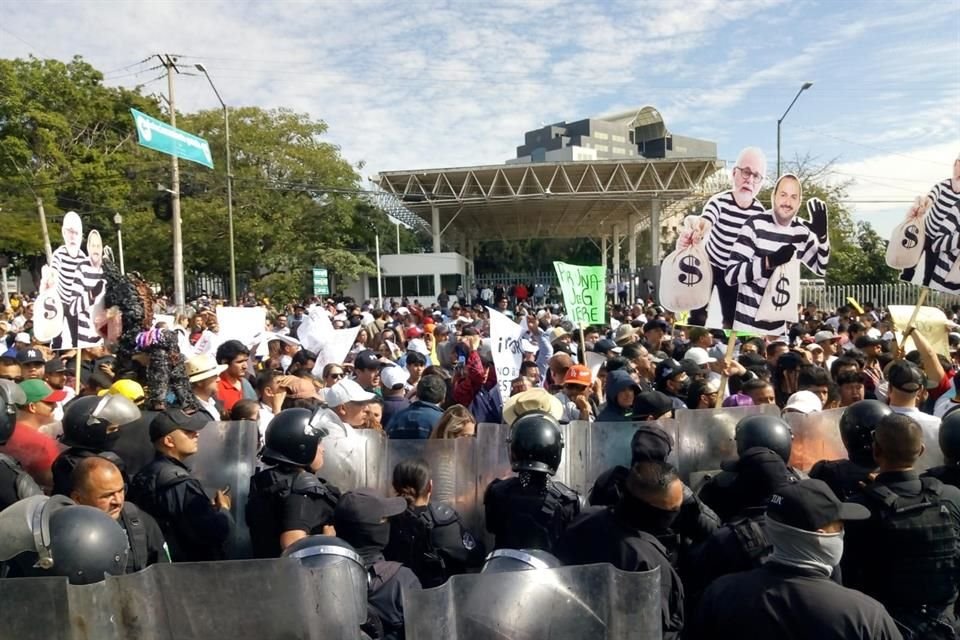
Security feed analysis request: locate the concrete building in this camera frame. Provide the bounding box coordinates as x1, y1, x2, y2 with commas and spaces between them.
340, 252, 473, 307
510, 106, 715, 164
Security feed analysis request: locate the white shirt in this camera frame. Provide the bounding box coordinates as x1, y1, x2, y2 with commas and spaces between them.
258, 402, 275, 444
196, 395, 220, 422
890, 405, 941, 444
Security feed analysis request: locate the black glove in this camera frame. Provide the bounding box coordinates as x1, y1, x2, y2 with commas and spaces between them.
806, 197, 828, 241
767, 244, 796, 269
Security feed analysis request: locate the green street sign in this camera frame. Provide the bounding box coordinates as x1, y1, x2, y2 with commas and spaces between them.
312, 268, 330, 296
130, 108, 214, 168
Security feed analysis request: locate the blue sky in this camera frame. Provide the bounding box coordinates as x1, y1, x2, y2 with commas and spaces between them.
1, 0, 957, 238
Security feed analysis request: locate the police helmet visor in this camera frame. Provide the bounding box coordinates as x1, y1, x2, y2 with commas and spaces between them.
89, 393, 141, 428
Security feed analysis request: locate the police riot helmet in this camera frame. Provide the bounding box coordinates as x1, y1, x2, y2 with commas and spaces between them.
481, 548, 562, 573
261, 408, 328, 467
734, 414, 793, 464
839, 400, 893, 468
0, 495, 127, 584
939, 410, 960, 463
282, 535, 368, 629
507, 411, 564, 475
0, 379, 25, 446
61, 394, 141, 450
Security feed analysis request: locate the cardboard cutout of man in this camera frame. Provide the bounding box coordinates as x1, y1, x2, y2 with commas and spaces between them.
900, 152, 960, 294
48, 211, 87, 349
724, 174, 830, 336
698, 147, 768, 328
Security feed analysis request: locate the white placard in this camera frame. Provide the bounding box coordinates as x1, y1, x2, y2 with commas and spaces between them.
489, 308, 524, 399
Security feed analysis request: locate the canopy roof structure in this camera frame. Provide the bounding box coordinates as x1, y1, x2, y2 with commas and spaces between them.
376, 157, 723, 251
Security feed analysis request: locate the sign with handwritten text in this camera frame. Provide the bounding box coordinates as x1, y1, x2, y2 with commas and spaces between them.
554, 261, 606, 325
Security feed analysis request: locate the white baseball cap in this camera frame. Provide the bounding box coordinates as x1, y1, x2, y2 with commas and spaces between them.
380, 365, 410, 390
783, 390, 823, 415
325, 379, 376, 407
682, 347, 716, 366
407, 338, 430, 356
521, 339, 539, 354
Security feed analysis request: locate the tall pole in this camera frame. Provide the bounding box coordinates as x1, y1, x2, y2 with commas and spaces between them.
36, 198, 53, 264
375, 234, 383, 306
224, 105, 236, 306
161, 55, 185, 313
776, 81, 813, 177
114, 213, 125, 274
395, 220, 400, 254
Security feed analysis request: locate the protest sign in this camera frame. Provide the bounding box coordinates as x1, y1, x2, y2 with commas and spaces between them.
659, 216, 713, 314
888, 304, 951, 358
216, 307, 267, 347
312, 327, 361, 377
890, 182, 960, 296
488, 308, 524, 399
585, 351, 606, 381
553, 262, 605, 326
32, 212, 105, 349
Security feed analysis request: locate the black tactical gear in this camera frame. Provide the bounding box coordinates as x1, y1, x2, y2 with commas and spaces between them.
0, 380, 17, 445
51, 449, 127, 497
260, 408, 326, 467
938, 410, 960, 463
508, 411, 564, 475
734, 414, 793, 463
61, 394, 140, 450
484, 474, 580, 553
839, 400, 893, 467
0, 453, 43, 510
246, 465, 340, 558
45, 503, 129, 584
809, 459, 875, 500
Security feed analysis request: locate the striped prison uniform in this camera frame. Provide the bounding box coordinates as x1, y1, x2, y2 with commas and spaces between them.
700, 191, 765, 327
921, 179, 960, 294
724, 210, 829, 335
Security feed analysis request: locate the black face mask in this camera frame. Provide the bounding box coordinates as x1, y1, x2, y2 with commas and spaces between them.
673, 379, 690, 398
102, 429, 122, 450
337, 520, 390, 563
617, 491, 681, 535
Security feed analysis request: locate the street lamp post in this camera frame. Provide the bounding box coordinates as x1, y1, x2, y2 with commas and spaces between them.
113, 212, 125, 274
195, 63, 237, 306
777, 81, 813, 177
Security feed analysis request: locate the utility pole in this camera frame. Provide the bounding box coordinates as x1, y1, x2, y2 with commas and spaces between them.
158, 54, 185, 313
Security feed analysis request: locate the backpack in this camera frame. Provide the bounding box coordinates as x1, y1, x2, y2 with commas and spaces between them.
862, 478, 958, 608
386, 506, 446, 588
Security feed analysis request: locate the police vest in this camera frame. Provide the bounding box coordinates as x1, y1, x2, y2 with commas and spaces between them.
128, 459, 192, 552
120, 503, 151, 572
488, 477, 579, 552
727, 508, 771, 566
385, 503, 461, 589
862, 478, 958, 609
247, 466, 339, 557
0, 453, 42, 504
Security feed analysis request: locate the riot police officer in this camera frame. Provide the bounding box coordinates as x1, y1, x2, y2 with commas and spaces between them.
924, 410, 960, 488
0, 494, 129, 584
384, 458, 485, 587
588, 423, 719, 545
0, 380, 42, 509
246, 408, 340, 558
51, 393, 141, 496
483, 411, 580, 553
698, 414, 802, 522
811, 400, 893, 499
128, 408, 233, 562
557, 460, 686, 640
843, 413, 960, 638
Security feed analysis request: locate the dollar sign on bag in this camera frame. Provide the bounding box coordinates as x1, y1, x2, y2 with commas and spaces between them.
772, 275, 790, 311
678, 255, 703, 286
43, 297, 58, 320
902, 224, 919, 249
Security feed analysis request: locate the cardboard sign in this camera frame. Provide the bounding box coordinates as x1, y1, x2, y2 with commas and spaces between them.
553, 261, 605, 326
489, 308, 524, 400
888, 304, 951, 358
32, 212, 106, 349
216, 306, 267, 347
890, 187, 960, 296
311, 327, 361, 377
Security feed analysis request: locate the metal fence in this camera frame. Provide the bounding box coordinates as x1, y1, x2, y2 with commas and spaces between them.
799, 283, 960, 311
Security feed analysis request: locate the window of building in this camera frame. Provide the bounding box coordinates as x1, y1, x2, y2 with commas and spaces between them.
595, 144, 609, 152
440, 274, 462, 294
611, 134, 625, 143
594, 131, 609, 140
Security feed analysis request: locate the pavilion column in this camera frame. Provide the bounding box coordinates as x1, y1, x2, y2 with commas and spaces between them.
431, 204, 441, 253
628, 212, 639, 304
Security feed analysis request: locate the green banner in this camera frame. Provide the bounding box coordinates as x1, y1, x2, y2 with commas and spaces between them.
130, 108, 214, 168
553, 261, 606, 325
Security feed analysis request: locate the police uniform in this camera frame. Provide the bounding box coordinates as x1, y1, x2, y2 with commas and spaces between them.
484, 475, 580, 553
589, 465, 719, 544
556, 506, 685, 640
924, 464, 960, 489
809, 458, 875, 500
0, 452, 42, 509
698, 466, 804, 523
842, 470, 960, 636
128, 453, 234, 562
119, 502, 169, 572
384, 502, 485, 588
246, 464, 340, 558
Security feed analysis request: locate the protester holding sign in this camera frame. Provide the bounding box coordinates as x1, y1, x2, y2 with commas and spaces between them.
724, 174, 830, 336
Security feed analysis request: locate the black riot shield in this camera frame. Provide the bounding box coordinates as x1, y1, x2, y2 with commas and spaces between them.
403, 562, 661, 639
190, 420, 260, 558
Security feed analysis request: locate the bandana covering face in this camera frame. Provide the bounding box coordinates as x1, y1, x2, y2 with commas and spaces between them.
764, 516, 843, 576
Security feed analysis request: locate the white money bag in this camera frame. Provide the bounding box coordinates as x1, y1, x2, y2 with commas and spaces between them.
659, 216, 713, 312
886, 197, 927, 269
756, 260, 800, 325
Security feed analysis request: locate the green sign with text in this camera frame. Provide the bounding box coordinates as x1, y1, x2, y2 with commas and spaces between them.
130, 108, 214, 168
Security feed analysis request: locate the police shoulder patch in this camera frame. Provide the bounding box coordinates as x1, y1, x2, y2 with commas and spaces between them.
461, 531, 477, 550
431, 502, 457, 525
